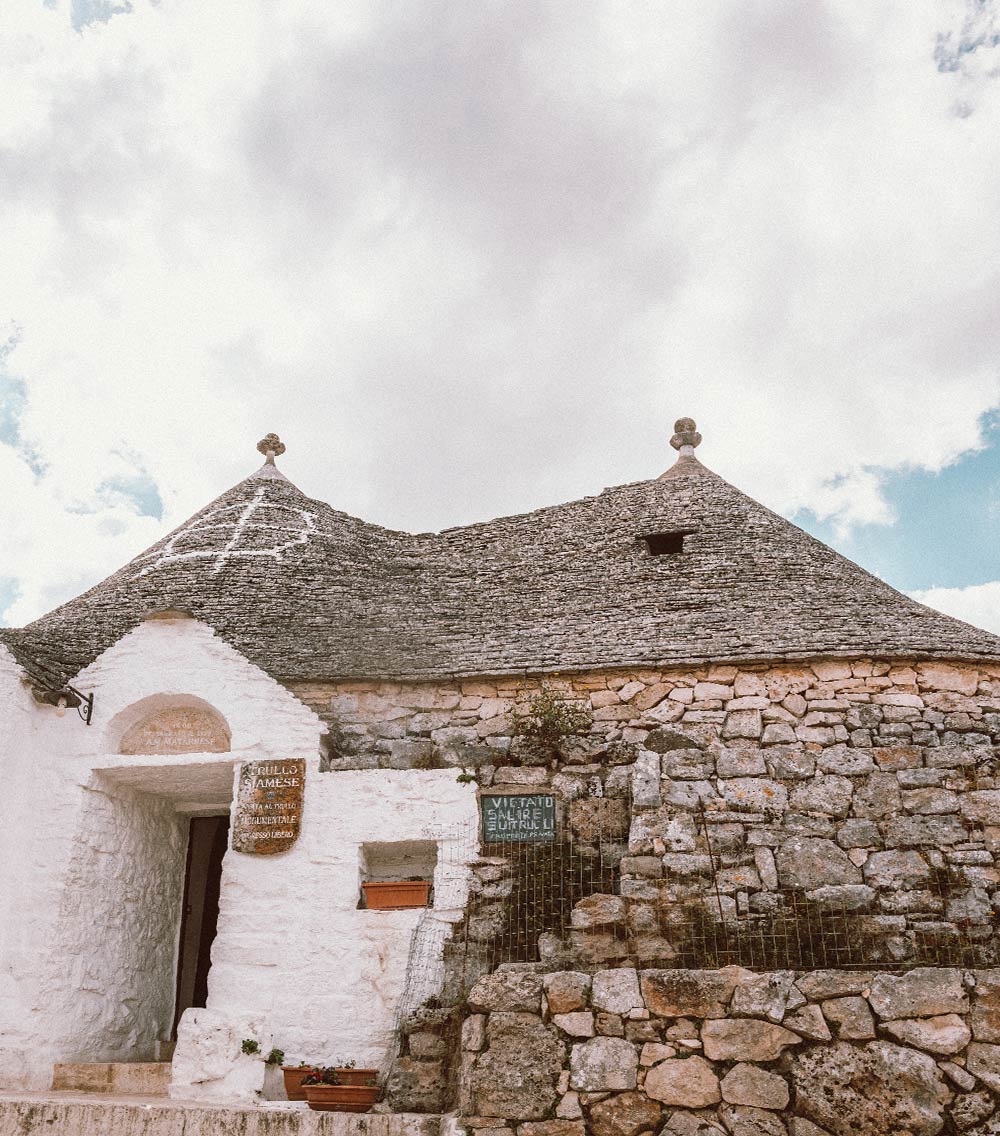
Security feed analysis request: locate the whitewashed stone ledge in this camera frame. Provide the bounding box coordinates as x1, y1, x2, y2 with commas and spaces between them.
458, 965, 1000, 1136
0, 1097, 444, 1136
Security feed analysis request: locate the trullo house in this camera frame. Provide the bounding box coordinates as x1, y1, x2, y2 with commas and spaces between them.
0, 420, 997, 1134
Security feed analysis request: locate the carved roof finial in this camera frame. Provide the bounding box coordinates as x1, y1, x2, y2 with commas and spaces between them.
670, 417, 702, 454
257, 433, 286, 465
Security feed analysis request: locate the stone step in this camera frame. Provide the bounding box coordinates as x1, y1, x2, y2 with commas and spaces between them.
0, 1094, 443, 1136
50, 1062, 172, 1096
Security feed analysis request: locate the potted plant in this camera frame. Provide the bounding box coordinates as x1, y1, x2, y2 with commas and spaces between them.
362, 878, 431, 909
302, 1067, 379, 1113
281, 1060, 319, 1102
328, 1059, 379, 1086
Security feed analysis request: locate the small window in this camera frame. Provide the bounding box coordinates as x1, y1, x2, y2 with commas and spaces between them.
642, 530, 694, 556
359, 840, 437, 910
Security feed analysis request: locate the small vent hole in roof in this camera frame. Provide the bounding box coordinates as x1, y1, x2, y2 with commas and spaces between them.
643, 530, 694, 556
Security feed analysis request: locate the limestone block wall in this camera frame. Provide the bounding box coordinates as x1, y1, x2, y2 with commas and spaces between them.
292, 659, 1000, 962
456, 963, 1000, 1136
289, 660, 1000, 779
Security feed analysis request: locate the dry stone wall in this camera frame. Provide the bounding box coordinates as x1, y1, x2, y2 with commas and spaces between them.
455, 962, 1000, 1136
300, 658, 999, 1126
293, 658, 1000, 965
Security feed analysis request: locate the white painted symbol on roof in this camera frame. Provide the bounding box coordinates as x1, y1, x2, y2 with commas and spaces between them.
135, 486, 319, 577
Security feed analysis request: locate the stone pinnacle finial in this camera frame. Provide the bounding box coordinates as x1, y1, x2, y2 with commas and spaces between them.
256, 433, 286, 465
670, 417, 702, 454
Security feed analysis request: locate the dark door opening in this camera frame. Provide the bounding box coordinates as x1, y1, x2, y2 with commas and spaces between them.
173, 814, 230, 1037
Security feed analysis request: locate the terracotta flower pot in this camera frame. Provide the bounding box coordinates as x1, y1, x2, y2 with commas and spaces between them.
281, 1066, 317, 1101
304, 1083, 379, 1113
332, 1067, 379, 1086
362, 880, 431, 909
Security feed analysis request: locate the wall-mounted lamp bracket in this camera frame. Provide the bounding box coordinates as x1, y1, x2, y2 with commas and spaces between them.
41, 684, 95, 725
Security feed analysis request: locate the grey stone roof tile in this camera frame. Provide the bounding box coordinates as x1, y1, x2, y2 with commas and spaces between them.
3, 451, 999, 691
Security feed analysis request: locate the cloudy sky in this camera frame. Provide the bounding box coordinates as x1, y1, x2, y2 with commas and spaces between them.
2, 0, 999, 634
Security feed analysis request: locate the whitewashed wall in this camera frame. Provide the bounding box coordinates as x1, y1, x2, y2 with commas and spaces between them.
0, 619, 478, 1101
0, 643, 52, 1090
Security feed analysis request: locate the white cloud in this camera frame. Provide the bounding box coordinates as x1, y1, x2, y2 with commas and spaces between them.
2, 0, 1000, 625
911, 581, 1000, 636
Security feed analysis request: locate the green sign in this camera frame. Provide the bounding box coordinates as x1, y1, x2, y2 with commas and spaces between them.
481, 793, 556, 843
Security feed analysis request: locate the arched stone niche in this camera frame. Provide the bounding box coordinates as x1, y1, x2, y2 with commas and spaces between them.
112, 694, 232, 755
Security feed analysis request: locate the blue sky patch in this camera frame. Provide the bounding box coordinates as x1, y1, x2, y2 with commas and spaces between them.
70, 0, 133, 31
795, 412, 1000, 593
100, 473, 164, 520
0, 578, 19, 625
0, 337, 46, 478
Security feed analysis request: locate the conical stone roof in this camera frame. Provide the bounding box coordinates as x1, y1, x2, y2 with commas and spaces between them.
5, 428, 1000, 691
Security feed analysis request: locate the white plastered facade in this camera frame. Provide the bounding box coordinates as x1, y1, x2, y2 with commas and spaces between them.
0, 618, 478, 1099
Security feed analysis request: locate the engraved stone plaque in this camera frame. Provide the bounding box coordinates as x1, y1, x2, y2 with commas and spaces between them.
232, 758, 305, 854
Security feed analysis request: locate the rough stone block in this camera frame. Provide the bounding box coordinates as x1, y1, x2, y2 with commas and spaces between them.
592, 969, 643, 1015
717, 1105, 788, 1135
586, 1090, 662, 1136
868, 968, 968, 1019
639, 1042, 677, 1065
555, 1092, 583, 1120
552, 1013, 595, 1038
701, 1019, 802, 1062
640, 969, 739, 1018
783, 1003, 832, 1042
817, 745, 874, 776
766, 747, 816, 779
918, 664, 980, 695
568, 1037, 638, 1092
517, 1122, 586, 1136
720, 778, 788, 812
720, 1062, 790, 1109
821, 996, 875, 1040
730, 971, 796, 1023
966, 1042, 1000, 1094
970, 971, 1000, 1043
570, 895, 627, 930
836, 818, 880, 847
791, 1040, 950, 1136
631, 751, 661, 807
948, 1089, 995, 1129
569, 798, 629, 841
644, 1055, 721, 1108
716, 748, 767, 778
468, 968, 544, 1013
471, 1015, 565, 1120
385, 1056, 447, 1113
961, 791, 1000, 824
789, 775, 853, 818
804, 884, 875, 911
863, 850, 930, 889
775, 837, 862, 889
543, 972, 592, 1015
722, 710, 763, 740
882, 1014, 971, 1055
882, 814, 968, 847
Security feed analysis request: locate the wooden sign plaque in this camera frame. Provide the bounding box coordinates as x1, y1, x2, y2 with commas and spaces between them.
481, 792, 557, 843
232, 758, 305, 854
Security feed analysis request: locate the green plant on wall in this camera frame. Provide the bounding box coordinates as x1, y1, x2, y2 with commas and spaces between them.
241, 1038, 260, 1056
509, 685, 593, 750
